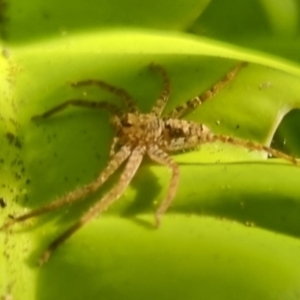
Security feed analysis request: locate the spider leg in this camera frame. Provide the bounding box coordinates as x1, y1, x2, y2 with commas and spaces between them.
38, 146, 144, 265
147, 147, 180, 227
1, 145, 131, 230
166, 62, 247, 119
149, 63, 171, 116
162, 121, 297, 165
32, 99, 121, 120
208, 134, 298, 165
109, 137, 119, 157
71, 79, 138, 113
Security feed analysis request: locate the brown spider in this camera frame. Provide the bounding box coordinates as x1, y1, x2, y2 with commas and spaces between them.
1, 62, 297, 265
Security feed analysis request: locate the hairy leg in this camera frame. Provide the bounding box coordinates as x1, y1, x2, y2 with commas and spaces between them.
71, 79, 138, 113
147, 147, 180, 226
32, 99, 121, 120
109, 137, 119, 157
166, 62, 247, 118
39, 146, 145, 265
1, 145, 131, 230
209, 134, 298, 165
162, 120, 297, 165
149, 63, 171, 116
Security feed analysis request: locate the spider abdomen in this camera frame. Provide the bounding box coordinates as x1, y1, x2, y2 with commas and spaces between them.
161, 119, 211, 151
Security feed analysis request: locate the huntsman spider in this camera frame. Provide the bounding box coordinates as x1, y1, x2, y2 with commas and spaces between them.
1, 62, 297, 264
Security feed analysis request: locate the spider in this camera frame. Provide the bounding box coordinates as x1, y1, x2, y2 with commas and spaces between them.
1, 62, 297, 265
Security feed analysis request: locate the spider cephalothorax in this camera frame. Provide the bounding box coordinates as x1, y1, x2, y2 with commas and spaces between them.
1, 62, 297, 264
114, 113, 166, 147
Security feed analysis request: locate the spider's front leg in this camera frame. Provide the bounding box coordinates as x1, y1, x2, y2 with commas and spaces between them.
70, 78, 138, 113
109, 137, 119, 157
38, 146, 145, 265
1, 145, 131, 231
32, 99, 121, 120
147, 146, 180, 226
148, 63, 171, 117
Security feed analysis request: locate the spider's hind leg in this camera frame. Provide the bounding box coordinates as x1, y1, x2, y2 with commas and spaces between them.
166, 62, 247, 119
209, 133, 297, 165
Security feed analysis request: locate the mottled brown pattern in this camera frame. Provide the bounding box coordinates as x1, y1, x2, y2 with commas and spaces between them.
1, 63, 297, 264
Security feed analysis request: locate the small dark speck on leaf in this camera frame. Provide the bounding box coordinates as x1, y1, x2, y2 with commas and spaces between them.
15, 173, 22, 180
5, 132, 22, 148
0, 197, 6, 208
5, 132, 15, 143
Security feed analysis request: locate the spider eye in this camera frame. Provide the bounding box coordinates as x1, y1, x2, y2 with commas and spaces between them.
121, 119, 132, 127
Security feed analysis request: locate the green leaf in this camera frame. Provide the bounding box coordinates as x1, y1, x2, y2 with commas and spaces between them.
2, 0, 210, 43
190, 0, 300, 63
2, 30, 300, 300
